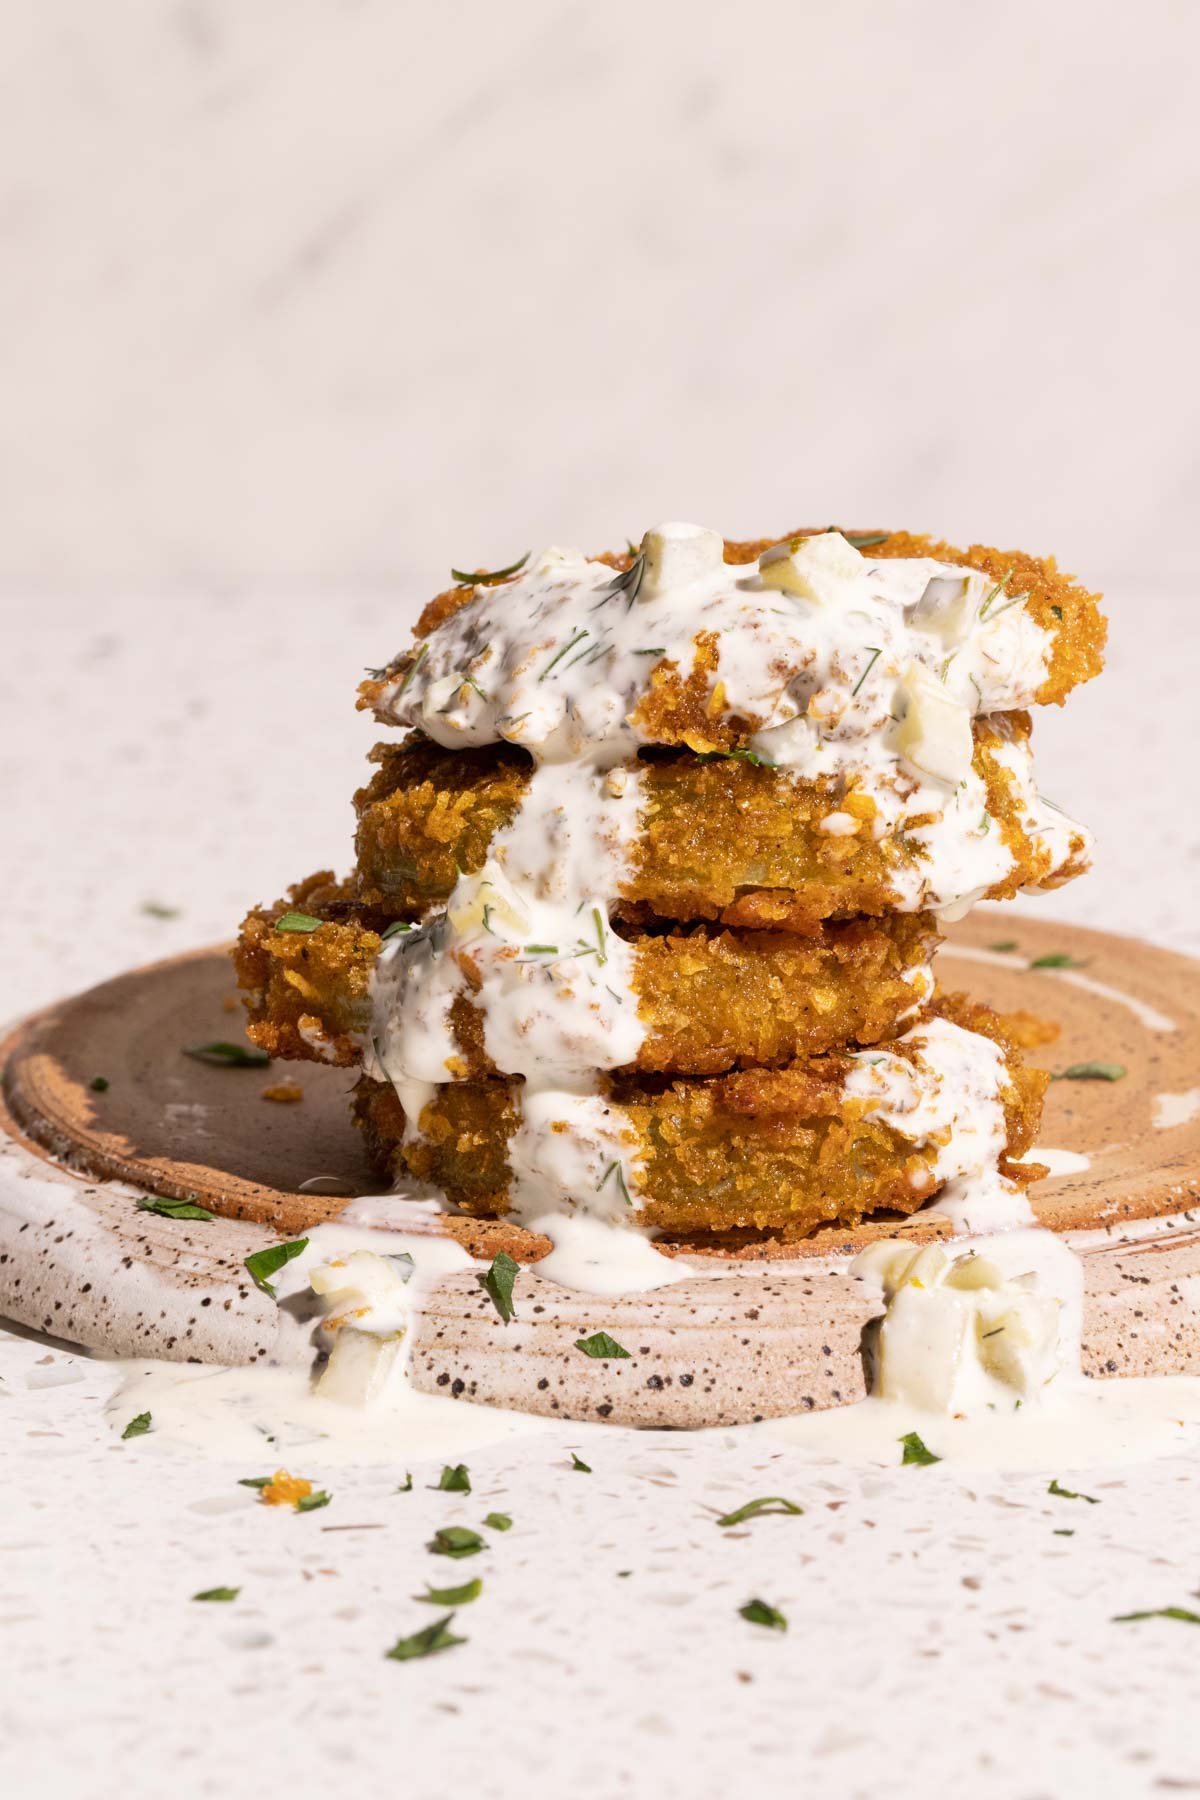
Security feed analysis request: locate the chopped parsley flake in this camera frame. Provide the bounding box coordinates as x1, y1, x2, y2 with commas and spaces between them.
244, 1237, 309, 1298
478, 1251, 519, 1324
1048, 1478, 1099, 1504
989, 940, 1019, 953
740, 1598, 787, 1632
296, 1490, 332, 1514
192, 1586, 240, 1603
1113, 1605, 1200, 1626
274, 911, 322, 933
238, 1477, 272, 1489
417, 1578, 482, 1607
570, 1452, 592, 1473
574, 1331, 631, 1360
121, 1412, 152, 1440
184, 1041, 270, 1068
429, 1527, 486, 1560
136, 1195, 214, 1222
715, 1496, 804, 1528
380, 920, 413, 941
1030, 952, 1088, 970
141, 901, 180, 919
386, 1613, 467, 1660
396, 1473, 413, 1493
1053, 1062, 1126, 1083
484, 1512, 512, 1532
89, 1075, 109, 1092
899, 1431, 941, 1466
434, 1463, 471, 1493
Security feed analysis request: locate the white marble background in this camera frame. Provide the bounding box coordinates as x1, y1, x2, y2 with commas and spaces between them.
1, 0, 1199, 592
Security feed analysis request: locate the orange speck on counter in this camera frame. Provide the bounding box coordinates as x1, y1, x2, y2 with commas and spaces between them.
260, 1469, 313, 1507
262, 1080, 304, 1104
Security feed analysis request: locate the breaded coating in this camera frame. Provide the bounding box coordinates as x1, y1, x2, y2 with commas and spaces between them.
354, 998, 1045, 1243
360, 528, 1103, 728
352, 717, 1089, 932
235, 900, 942, 1075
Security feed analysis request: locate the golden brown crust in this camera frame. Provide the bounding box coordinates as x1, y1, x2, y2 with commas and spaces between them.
357, 528, 1104, 725
234, 901, 943, 1076
351, 718, 1089, 932
354, 997, 1046, 1242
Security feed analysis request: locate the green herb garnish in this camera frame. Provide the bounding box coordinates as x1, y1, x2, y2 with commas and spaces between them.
434, 1463, 471, 1494
429, 1527, 486, 1560
238, 1476, 272, 1489
1113, 1605, 1200, 1627
899, 1431, 941, 1466
715, 1496, 804, 1528
392, 640, 428, 702
740, 1598, 787, 1632
122, 1412, 152, 1440
184, 1041, 271, 1068
141, 901, 180, 919
574, 1331, 631, 1360
977, 568, 1014, 622
380, 920, 413, 941
524, 943, 559, 955
451, 552, 530, 586
296, 1490, 332, 1513
477, 1251, 519, 1324
386, 1613, 467, 1661
1052, 1062, 1126, 1083
244, 1237, 309, 1298
274, 911, 322, 933
538, 628, 589, 681
634, 647, 666, 656
193, 1586, 240, 1602
417, 1578, 482, 1606
989, 940, 1019, 953
851, 645, 883, 698
1048, 1478, 1098, 1504
396, 1473, 413, 1493
89, 1076, 109, 1092
598, 552, 646, 609
570, 1452, 592, 1473
597, 1160, 634, 1207
484, 1512, 512, 1532
696, 746, 775, 768
1030, 952, 1088, 970
136, 1195, 215, 1222
1053, 1529, 1075, 1537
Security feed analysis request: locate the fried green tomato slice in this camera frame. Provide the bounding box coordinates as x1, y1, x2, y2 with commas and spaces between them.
234, 900, 942, 1076
352, 717, 1089, 932
353, 997, 1047, 1243
359, 528, 1103, 735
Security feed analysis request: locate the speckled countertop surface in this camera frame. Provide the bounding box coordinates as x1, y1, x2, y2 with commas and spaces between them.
3, 578, 1200, 1800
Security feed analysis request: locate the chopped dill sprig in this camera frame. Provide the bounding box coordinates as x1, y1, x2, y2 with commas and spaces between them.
597, 1160, 634, 1207
538, 629, 589, 681
450, 551, 529, 586
851, 646, 883, 698
595, 552, 646, 611
393, 640, 428, 702
634, 647, 666, 656
977, 568, 1014, 622
524, 943, 559, 956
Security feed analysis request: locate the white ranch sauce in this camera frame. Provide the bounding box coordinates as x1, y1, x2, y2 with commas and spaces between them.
363, 525, 1078, 1256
